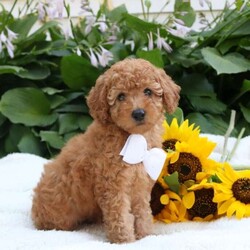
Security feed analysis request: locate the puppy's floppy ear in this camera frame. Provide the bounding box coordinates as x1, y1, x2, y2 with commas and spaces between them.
87, 74, 111, 124
158, 69, 181, 114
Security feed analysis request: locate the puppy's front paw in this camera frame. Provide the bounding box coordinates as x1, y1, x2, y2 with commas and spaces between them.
135, 227, 153, 240
134, 215, 153, 240
104, 213, 136, 244
108, 232, 136, 244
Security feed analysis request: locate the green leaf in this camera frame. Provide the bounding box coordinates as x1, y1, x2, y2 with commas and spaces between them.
239, 38, 250, 51
0, 113, 7, 138
218, 38, 240, 54
231, 20, 250, 36
55, 104, 88, 113
17, 130, 43, 156
42, 87, 64, 95
0, 87, 58, 126
165, 107, 184, 125
188, 96, 227, 114
209, 174, 222, 183
180, 73, 215, 97
240, 104, 250, 123
0, 65, 26, 75
78, 115, 93, 131
62, 92, 84, 103
235, 0, 244, 10
17, 64, 50, 80
201, 47, 250, 74
48, 49, 72, 57
174, 0, 196, 27
136, 49, 164, 68
64, 131, 78, 142
164, 172, 180, 194
3, 124, 43, 155
106, 4, 128, 22
229, 79, 250, 104
240, 79, 250, 93
0, 64, 50, 80
10, 14, 38, 39
4, 124, 28, 153
58, 114, 92, 134
47, 95, 67, 109
86, 26, 102, 45
58, 113, 80, 135
20, 21, 59, 48
40, 131, 65, 149
124, 13, 159, 34
168, 49, 201, 68
110, 42, 129, 61
61, 54, 100, 90
184, 180, 196, 188
0, 113, 6, 127
186, 112, 237, 136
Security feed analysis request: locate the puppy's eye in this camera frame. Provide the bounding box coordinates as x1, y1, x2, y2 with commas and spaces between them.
117, 93, 126, 101
144, 88, 152, 96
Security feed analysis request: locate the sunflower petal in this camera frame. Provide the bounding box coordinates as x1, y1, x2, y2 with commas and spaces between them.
161, 218, 171, 224
168, 190, 181, 201
178, 203, 187, 219
245, 205, 250, 217
192, 217, 203, 222
224, 163, 238, 182
213, 193, 232, 203
203, 214, 214, 221
217, 198, 234, 215
216, 172, 231, 185
160, 194, 169, 205
182, 191, 195, 209
236, 203, 246, 219
227, 201, 240, 217
215, 185, 233, 194
193, 214, 213, 222
170, 152, 180, 164
196, 172, 207, 182
161, 208, 170, 218
169, 200, 178, 214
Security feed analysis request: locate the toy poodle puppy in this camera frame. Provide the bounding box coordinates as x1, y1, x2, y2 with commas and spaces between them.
31, 58, 180, 243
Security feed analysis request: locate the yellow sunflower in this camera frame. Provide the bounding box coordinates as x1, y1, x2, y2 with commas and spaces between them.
158, 118, 215, 188
213, 163, 250, 219
167, 138, 217, 183
162, 118, 200, 152
155, 189, 187, 223
182, 179, 218, 221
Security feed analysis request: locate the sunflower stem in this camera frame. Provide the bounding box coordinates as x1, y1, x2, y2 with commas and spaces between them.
227, 127, 245, 162
221, 110, 236, 162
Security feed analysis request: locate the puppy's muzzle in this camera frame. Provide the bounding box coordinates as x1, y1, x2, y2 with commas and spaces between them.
132, 108, 145, 122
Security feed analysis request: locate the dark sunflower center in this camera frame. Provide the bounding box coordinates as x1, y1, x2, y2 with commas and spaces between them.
162, 139, 178, 151
168, 152, 202, 183
188, 188, 217, 219
232, 178, 250, 204
180, 164, 191, 176
150, 183, 165, 216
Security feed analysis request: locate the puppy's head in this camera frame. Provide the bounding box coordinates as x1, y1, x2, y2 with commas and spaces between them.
87, 58, 180, 134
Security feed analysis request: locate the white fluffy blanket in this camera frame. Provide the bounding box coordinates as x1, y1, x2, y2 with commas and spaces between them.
1, 134, 250, 250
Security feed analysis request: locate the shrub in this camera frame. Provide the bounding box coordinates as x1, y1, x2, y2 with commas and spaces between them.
0, 0, 249, 158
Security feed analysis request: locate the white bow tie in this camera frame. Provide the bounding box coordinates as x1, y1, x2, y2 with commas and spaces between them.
120, 134, 167, 181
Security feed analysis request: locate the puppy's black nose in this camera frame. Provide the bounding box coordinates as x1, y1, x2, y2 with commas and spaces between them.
132, 109, 145, 122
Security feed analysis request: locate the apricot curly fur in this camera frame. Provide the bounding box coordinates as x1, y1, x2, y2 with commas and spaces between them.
31, 58, 180, 243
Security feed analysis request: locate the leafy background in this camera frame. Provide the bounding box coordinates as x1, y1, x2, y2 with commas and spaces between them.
0, 0, 250, 158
